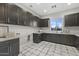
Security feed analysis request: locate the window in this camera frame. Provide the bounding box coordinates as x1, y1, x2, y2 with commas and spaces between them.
50, 17, 62, 31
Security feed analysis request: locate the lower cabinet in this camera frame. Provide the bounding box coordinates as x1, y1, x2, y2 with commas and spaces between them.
0, 42, 10, 56
75, 37, 79, 50
33, 33, 41, 43
0, 38, 19, 56
33, 33, 78, 47
42, 33, 76, 46
33, 33, 77, 46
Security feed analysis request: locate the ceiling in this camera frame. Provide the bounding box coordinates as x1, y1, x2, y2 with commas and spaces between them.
15, 3, 79, 18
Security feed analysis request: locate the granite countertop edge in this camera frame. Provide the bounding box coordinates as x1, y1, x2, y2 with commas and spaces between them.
0, 36, 19, 42
33, 32, 79, 37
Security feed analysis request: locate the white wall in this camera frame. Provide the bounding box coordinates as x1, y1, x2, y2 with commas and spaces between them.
42, 7, 79, 19
40, 7, 79, 35
0, 24, 39, 45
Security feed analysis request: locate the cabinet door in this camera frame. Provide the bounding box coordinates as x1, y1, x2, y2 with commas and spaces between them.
33, 34, 41, 43
7, 4, 18, 25
64, 15, 69, 27
23, 12, 30, 26
0, 38, 19, 56
24, 12, 34, 26
0, 4, 5, 17
65, 13, 79, 27
10, 38, 19, 56
17, 9, 24, 25
77, 13, 79, 26
0, 41, 10, 56
75, 37, 79, 50
19, 14, 24, 25
34, 16, 40, 27
38, 19, 48, 27
0, 3, 8, 23
74, 13, 78, 26
61, 35, 75, 46
30, 15, 33, 26
43, 19, 48, 27
29, 15, 38, 27
8, 13, 18, 25
71, 14, 75, 26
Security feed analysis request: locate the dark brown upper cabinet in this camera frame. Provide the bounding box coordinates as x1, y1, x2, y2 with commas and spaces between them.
37, 18, 49, 27
18, 11, 24, 25
0, 3, 48, 27
64, 13, 79, 27
0, 3, 8, 24
7, 4, 18, 25
29, 15, 37, 27
23, 12, 32, 26
76, 13, 79, 26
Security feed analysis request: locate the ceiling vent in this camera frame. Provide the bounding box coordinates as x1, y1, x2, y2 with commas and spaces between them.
51, 5, 56, 8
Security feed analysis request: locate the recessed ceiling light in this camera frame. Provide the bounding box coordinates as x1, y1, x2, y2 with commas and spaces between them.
44, 9, 47, 13
67, 3, 71, 5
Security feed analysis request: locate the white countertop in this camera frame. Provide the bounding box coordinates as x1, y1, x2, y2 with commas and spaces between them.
0, 36, 19, 42
35, 32, 79, 37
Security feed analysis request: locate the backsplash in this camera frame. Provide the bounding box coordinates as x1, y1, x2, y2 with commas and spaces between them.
64, 27, 79, 35
39, 27, 79, 35
0, 24, 39, 45
0, 24, 79, 45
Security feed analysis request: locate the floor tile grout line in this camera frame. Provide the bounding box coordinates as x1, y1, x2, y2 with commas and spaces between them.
19, 41, 79, 56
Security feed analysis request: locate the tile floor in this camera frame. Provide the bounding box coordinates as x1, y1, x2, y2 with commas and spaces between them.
19, 41, 79, 56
